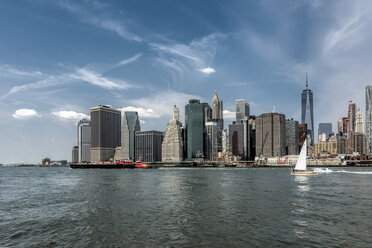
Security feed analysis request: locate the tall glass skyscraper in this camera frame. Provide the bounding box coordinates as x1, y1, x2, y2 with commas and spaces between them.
366, 86, 372, 153
122, 111, 140, 160
185, 99, 205, 160
301, 73, 314, 144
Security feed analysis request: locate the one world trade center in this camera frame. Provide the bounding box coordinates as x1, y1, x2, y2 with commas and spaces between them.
301, 73, 314, 144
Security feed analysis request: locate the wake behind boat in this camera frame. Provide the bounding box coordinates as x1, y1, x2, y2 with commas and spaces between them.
291, 141, 318, 176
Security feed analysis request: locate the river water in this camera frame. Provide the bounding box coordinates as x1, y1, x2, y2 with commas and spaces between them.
1, 167, 371, 247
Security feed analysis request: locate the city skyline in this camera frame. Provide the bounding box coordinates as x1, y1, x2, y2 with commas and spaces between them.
1, 0, 372, 163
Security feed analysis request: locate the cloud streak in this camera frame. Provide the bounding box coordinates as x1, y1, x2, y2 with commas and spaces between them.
52, 110, 89, 121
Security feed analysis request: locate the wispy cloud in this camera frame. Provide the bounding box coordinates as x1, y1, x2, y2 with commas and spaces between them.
118, 53, 142, 66
0, 65, 45, 77
13, 109, 41, 119
52, 110, 89, 121
70, 68, 131, 90
59, 1, 142, 42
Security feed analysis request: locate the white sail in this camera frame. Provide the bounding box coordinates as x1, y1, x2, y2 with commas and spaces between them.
294, 141, 307, 171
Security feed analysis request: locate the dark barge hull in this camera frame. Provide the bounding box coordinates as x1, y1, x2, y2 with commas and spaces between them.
70, 163, 135, 169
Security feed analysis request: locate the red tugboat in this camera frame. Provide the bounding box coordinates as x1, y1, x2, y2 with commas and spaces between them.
135, 157, 149, 168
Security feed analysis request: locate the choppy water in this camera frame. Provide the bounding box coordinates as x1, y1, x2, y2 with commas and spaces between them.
1, 167, 372, 247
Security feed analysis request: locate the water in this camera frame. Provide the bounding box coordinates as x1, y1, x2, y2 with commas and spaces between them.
1, 167, 372, 247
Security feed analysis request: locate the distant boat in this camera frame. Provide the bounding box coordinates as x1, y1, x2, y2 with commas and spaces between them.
291, 141, 318, 176
314, 167, 332, 173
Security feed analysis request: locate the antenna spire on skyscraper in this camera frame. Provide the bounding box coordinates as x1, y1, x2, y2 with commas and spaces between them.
306, 72, 308, 88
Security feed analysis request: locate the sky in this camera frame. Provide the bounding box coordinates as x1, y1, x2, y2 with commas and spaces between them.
1, 0, 371, 163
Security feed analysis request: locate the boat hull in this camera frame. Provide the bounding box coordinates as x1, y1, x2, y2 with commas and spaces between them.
291, 171, 319, 176
70, 163, 134, 169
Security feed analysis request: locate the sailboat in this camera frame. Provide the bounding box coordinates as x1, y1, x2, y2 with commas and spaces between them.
291, 141, 318, 176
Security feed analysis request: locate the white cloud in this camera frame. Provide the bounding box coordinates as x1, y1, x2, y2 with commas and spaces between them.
70, 68, 131, 90
140, 120, 146, 124
223, 110, 236, 121
118, 106, 159, 118
118, 53, 142, 66
199, 67, 215, 74
52, 111, 89, 121
13, 109, 41, 119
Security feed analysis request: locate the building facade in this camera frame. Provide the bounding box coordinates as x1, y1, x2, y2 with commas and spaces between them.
122, 111, 140, 160
77, 119, 91, 162
366, 86, 372, 153
286, 119, 299, 155
212, 92, 224, 154
162, 105, 184, 162
135, 131, 164, 162
256, 113, 286, 157
314, 135, 338, 157
301, 74, 314, 144
348, 100, 357, 153
229, 120, 250, 160
72, 146, 79, 163
205, 121, 218, 160
185, 99, 205, 160
353, 133, 366, 155
355, 109, 364, 133
90, 105, 121, 162
236, 99, 250, 123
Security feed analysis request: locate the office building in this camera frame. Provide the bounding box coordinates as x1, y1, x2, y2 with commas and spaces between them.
353, 133, 366, 155
236, 99, 250, 123
314, 135, 338, 157
338, 136, 348, 154
318, 123, 333, 142
205, 121, 218, 160
229, 120, 250, 160
298, 123, 307, 148
256, 113, 286, 157
355, 109, 364, 133
202, 103, 212, 123
122, 111, 140, 160
185, 99, 205, 160
90, 105, 121, 162
249, 117, 256, 159
286, 119, 299, 155
301, 73, 314, 144
72, 146, 79, 163
366, 86, 372, 153
162, 105, 184, 162
77, 119, 91, 162
135, 131, 164, 162
212, 92, 224, 154
348, 100, 357, 152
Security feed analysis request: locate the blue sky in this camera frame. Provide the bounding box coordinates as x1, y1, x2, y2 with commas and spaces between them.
1, 0, 371, 163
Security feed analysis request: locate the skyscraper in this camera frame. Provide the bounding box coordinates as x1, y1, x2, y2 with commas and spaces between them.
256, 112, 286, 157
211, 92, 223, 154
205, 121, 218, 160
72, 146, 79, 163
318, 123, 333, 142
355, 109, 364, 133
185, 99, 205, 160
90, 105, 121, 162
122, 111, 140, 160
212, 92, 223, 120
348, 100, 357, 153
366, 86, 372, 153
229, 120, 250, 160
286, 119, 299, 155
202, 103, 212, 123
77, 119, 91, 162
301, 73, 314, 144
236, 99, 250, 123
135, 131, 164, 162
162, 105, 184, 162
